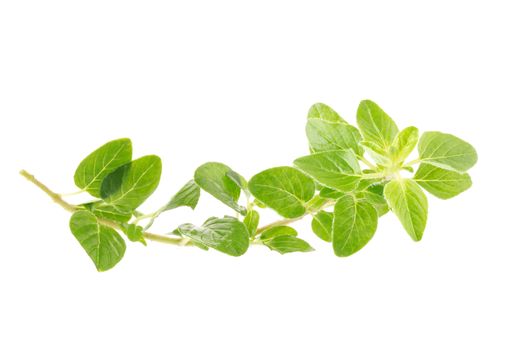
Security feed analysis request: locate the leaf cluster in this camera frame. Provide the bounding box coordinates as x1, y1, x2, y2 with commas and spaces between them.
62, 100, 477, 270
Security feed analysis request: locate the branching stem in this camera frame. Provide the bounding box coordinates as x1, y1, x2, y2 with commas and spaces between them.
20, 169, 188, 246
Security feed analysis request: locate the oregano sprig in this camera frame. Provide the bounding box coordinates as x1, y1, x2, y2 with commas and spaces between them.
21, 99, 478, 271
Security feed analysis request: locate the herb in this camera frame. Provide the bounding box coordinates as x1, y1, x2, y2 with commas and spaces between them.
20, 99, 477, 271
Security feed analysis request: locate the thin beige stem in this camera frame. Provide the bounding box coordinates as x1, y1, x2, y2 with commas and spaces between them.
20, 169, 188, 246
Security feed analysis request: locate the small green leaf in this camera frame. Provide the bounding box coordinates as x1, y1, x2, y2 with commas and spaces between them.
263, 235, 314, 254
101, 155, 162, 210
259, 226, 298, 241
307, 102, 346, 122
164, 180, 200, 211
120, 223, 146, 245
306, 119, 363, 156
384, 178, 428, 241
356, 190, 389, 217
82, 201, 132, 223
332, 195, 378, 257
390, 126, 419, 162
176, 216, 249, 256
194, 162, 245, 215
294, 150, 361, 192
69, 211, 126, 271
360, 140, 391, 165
243, 210, 260, 238
311, 211, 333, 242
74, 138, 132, 197
356, 100, 399, 149
414, 163, 472, 199
248, 166, 315, 218
418, 131, 477, 172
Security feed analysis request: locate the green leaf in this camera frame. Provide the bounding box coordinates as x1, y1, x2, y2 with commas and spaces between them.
306, 119, 363, 155
418, 131, 477, 172
332, 195, 378, 257
307, 102, 346, 122
360, 140, 391, 165
248, 166, 315, 218
69, 211, 126, 271
101, 155, 162, 210
243, 209, 260, 238
356, 100, 399, 149
259, 226, 298, 241
311, 211, 333, 242
390, 126, 419, 162
356, 189, 389, 217
120, 223, 146, 245
263, 235, 314, 254
194, 162, 246, 215
414, 163, 472, 199
319, 186, 344, 199
176, 216, 249, 256
226, 170, 249, 192
293, 150, 361, 192
384, 179, 428, 241
164, 180, 200, 211
82, 201, 132, 223
74, 138, 132, 197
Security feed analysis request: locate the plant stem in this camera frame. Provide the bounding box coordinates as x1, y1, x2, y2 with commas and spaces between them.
404, 158, 421, 167
255, 200, 335, 235
20, 169, 188, 246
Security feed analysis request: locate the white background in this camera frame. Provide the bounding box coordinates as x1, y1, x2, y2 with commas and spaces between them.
1, 1, 524, 349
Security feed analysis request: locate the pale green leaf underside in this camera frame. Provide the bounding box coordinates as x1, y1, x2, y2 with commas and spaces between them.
356, 100, 399, 149
418, 131, 477, 172
164, 180, 200, 211
332, 195, 378, 257
263, 235, 314, 254
194, 162, 245, 214
414, 163, 472, 199
69, 210, 126, 271
311, 210, 333, 242
294, 150, 361, 192
384, 178, 428, 241
260, 225, 298, 241
176, 216, 249, 256
248, 166, 315, 218
101, 155, 162, 210
74, 138, 132, 197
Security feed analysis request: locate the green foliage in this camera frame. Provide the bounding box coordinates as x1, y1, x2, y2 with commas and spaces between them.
263, 235, 314, 254
294, 150, 361, 192
101, 155, 162, 210
248, 166, 315, 218
25, 99, 478, 271
356, 100, 399, 149
311, 211, 333, 242
332, 195, 378, 257
175, 216, 249, 256
259, 226, 298, 241
194, 162, 246, 215
74, 138, 132, 197
418, 131, 477, 172
163, 180, 200, 211
414, 164, 472, 199
384, 179, 428, 241
69, 211, 126, 271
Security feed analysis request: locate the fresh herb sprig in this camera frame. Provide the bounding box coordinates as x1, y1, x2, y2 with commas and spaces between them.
21, 100, 477, 271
